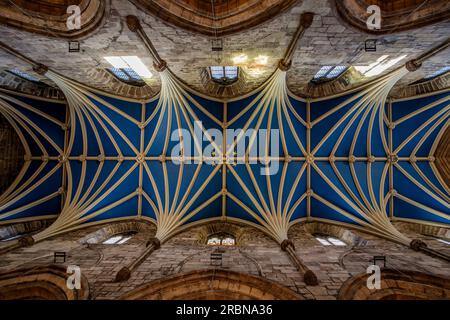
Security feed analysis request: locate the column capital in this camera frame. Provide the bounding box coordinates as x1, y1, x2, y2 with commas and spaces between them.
126, 15, 141, 32
405, 59, 422, 72
281, 239, 295, 251
410, 239, 427, 251
146, 237, 161, 249
300, 12, 314, 28
153, 60, 168, 72
18, 235, 35, 247
32, 63, 48, 75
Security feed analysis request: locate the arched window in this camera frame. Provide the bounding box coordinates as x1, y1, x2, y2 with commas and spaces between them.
207, 233, 236, 246
102, 232, 137, 245
209, 66, 239, 85
313, 234, 346, 246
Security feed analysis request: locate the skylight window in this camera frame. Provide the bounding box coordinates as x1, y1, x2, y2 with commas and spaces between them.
314, 234, 346, 246
8, 68, 38, 82
437, 238, 450, 245
312, 65, 347, 83
104, 56, 152, 85
209, 66, 239, 85
355, 55, 407, 77
102, 232, 136, 245
207, 233, 236, 246
410, 66, 450, 85
424, 66, 450, 79
0, 234, 23, 242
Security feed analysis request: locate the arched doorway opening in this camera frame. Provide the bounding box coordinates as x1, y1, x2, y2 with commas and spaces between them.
120, 269, 303, 300
0, 265, 90, 300
338, 269, 450, 300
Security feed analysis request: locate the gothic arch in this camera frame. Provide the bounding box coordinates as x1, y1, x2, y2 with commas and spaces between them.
120, 269, 303, 300
338, 269, 450, 300
0, 265, 90, 300
78, 219, 156, 245
0, 0, 108, 39
332, 0, 450, 35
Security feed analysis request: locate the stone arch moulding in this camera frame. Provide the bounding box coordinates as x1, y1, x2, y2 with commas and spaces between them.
338, 269, 450, 300
332, 0, 450, 34
0, 219, 55, 241
0, 0, 108, 39
194, 221, 247, 245
120, 269, 303, 300
78, 219, 156, 244
0, 265, 90, 300
129, 0, 300, 36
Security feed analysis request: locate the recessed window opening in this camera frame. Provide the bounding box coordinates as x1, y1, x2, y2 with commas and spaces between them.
311, 65, 347, 83
410, 66, 450, 85
314, 234, 346, 246
209, 66, 239, 85
8, 68, 39, 82
207, 233, 236, 246
102, 232, 137, 245
436, 238, 450, 245
354, 55, 407, 77
0, 234, 23, 242
105, 56, 152, 85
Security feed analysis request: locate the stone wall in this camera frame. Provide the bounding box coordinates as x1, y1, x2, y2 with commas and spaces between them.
0, 113, 24, 195
0, 0, 449, 99
0, 219, 448, 300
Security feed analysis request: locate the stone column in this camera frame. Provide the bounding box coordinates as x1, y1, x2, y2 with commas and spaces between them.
410, 239, 450, 263
281, 239, 318, 286
126, 15, 167, 72
115, 237, 161, 282
278, 12, 314, 71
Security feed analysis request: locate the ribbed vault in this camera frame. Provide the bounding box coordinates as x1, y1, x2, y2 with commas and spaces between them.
0, 61, 448, 247
0, 15, 448, 270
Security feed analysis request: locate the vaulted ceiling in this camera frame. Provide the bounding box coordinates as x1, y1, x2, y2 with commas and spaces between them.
0, 0, 448, 249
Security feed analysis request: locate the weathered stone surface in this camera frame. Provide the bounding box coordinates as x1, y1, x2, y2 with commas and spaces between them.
0, 0, 448, 99
0, 220, 448, 300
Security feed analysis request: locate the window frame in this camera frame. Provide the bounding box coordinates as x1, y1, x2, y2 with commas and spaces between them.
108, 67, 146, 86
410, 66, 450, 85
7, 68, 39, 82
311, 65, 348, 84
207, 233, 236, 246
209, 66, 239, 85
102, 232, 137, 245
313, 234, 346, 246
